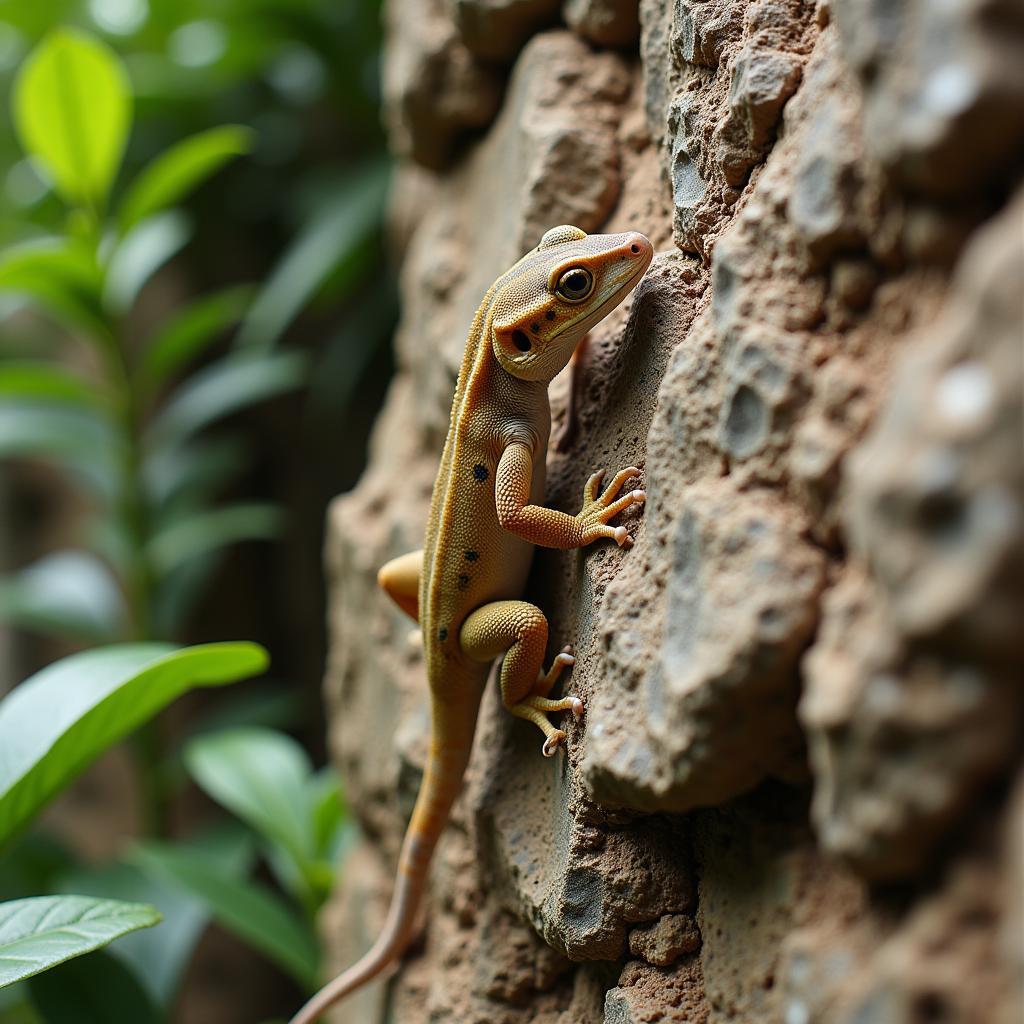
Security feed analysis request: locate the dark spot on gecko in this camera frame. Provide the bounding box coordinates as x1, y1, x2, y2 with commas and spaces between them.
546, 310, 556, 321
530, 322, 540, 333
438, 627, 448, 642
473, 464, 489, 482
457, 574, 470, 589
512, 329, 531, 352
464, 550, 479, 561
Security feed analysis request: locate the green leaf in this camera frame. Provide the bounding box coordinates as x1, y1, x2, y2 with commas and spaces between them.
148, 503, 282, 577
0, 404, 119, 498
185, 728, 312, 869
147, 350, 307, 446
0, 240, 100, 296
130, 842, 319, 990
0, 896, 159, 989
0, 551, 125, 644
185, 729, 349, 910
309, 768, 346, 859
0, 362, 101, 408
0, 404, 116, 462
52, 865, 202, 1011
118, 125, 254, 233
103, 211, 191, 314
12, 29, 132, 208
236, 163, 388, 350
28, 949, 160, 1023
0, 239, 106, 338
139, 284, 253, 393
0, 643, 268, 847
56, 825, 254, 1007
0, 405, 117, 500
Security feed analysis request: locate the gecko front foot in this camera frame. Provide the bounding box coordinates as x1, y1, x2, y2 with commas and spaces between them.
575, 467, 645, 548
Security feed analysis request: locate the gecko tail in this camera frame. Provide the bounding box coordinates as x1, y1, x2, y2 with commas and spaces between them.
287, 716, 476, 1024
286, 863, 423, 1024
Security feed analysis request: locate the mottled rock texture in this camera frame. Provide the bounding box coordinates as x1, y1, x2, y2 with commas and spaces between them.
323, 1, 1024, 1020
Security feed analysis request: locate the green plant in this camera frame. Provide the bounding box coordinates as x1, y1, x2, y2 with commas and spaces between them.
0, 642, 268, 1001
0, 18, 378, 1018
0, 29, 304, 647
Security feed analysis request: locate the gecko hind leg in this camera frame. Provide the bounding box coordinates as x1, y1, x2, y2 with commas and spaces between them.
377, 549, 423, 622
459, 601, 583, 757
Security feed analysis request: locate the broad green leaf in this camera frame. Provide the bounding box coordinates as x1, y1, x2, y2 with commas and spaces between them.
139, 284, 253, 392
0, 896, 159, 989
0, 551, 125, 644
131, 842, 319, 990
12, 29, 131, 208
0, 362, 101, 408
28, 949, 160, 1023
57, 825, 254, 1007
147, 350, 307, 446
184, 729, 348, 910
118, 125, 254, 232
103, 211, 191, 314
0, 642, 268, 847
0, 239, 106, 338
148, 503, 282, 577
236, 164, 388, 350
184, 728, 313, 874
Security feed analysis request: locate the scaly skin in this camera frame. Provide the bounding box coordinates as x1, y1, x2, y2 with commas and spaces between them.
288, 225, 652, 1024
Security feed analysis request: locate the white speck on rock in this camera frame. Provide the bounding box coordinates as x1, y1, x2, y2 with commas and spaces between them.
935, 360, 994, 428
785, 1002, 811, 1024
923, 64, 976, 118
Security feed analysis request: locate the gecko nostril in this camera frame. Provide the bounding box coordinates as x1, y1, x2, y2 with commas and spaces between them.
630, 243, 641, 254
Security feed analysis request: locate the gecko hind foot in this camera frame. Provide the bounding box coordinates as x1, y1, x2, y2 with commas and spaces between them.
542, 730, 567, 757
537, 644, 575, 689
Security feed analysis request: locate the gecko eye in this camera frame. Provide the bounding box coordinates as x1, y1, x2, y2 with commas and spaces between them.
556, 267, 594, 302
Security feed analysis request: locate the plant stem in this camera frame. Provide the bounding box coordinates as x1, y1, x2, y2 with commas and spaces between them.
103, 312, 168, 835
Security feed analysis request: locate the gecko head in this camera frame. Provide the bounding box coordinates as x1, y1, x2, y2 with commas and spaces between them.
489, 225, 653, 383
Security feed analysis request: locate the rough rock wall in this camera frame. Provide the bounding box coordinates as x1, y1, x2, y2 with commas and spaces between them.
322, 1, 1024, 1021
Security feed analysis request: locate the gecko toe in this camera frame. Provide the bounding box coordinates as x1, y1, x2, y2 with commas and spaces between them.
542, 731, 566, 757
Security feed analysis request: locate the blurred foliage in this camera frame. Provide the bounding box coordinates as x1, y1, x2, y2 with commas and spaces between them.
0, 1, 392, 1018
0, 643, 268, 1003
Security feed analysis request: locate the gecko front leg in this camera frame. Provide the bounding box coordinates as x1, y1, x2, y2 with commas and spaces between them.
495, 441, 646, 550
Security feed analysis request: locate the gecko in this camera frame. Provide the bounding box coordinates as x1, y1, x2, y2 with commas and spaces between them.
288, 224, 653, 1024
